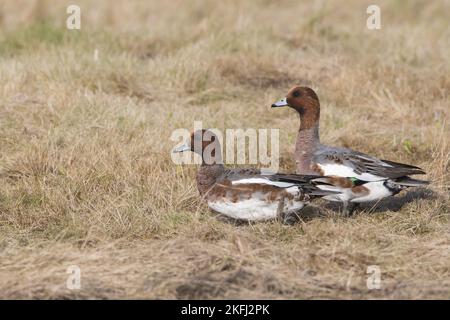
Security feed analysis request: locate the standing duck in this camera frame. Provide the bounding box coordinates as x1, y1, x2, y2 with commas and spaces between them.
173, 129, 342, 223
271, 86, 429, 215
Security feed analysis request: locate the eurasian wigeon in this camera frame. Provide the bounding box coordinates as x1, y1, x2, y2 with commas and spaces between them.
173, 129, 344, 223
271, 86, 429, 216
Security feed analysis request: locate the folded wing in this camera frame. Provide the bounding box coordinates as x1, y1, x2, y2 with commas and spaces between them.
313, 147, 425, 181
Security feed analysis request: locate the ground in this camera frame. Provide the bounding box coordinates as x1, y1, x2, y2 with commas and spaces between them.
0, 0, 449, 299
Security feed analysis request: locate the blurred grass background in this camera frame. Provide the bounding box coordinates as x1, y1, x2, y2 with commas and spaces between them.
0, 0, 449, 299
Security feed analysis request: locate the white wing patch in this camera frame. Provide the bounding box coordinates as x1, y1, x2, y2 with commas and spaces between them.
316, 163, 383, 181
317, 184, 352, 202
231, 178, 295, 188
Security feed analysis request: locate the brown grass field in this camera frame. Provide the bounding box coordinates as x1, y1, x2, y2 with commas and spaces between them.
0, 0, 449, 299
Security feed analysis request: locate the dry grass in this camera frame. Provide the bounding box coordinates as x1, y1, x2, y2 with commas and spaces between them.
0, 0, 449, 299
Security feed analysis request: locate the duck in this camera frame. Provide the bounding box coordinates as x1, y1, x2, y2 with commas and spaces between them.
271, 86, 429, 216
173, 129, 344, 223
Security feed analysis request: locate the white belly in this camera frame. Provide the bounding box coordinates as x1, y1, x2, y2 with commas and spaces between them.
208, 198, 305, 221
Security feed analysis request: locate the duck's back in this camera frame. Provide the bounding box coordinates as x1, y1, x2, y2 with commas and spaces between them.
313, 144, 425, 181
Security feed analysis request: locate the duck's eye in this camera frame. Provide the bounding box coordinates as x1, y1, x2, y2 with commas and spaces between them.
293, 91, 301, 97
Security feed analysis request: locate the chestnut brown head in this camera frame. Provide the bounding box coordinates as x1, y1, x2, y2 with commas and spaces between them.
272, 86, 321, 129
172, 129, 222, 164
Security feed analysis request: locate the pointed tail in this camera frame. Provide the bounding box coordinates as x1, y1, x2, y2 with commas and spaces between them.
390, 176, 430, 187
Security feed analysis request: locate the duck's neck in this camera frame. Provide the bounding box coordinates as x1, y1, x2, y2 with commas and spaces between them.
197, 163, 224, 196
295, 122, 320, 175
197, 144, 224, 196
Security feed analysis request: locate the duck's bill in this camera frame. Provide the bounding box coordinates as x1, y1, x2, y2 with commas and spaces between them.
271, 98, 288, 108
172, 143, 191, 153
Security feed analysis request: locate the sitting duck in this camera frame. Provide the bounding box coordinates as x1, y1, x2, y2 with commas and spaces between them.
173, 129, 345, 223
272, 86, 429, 215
